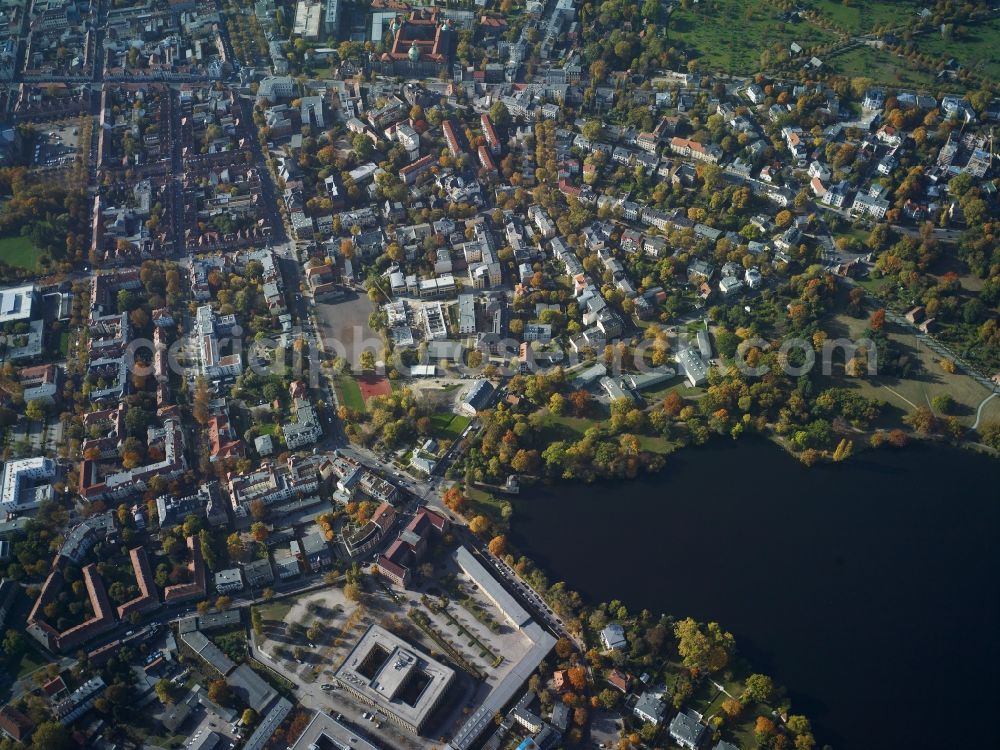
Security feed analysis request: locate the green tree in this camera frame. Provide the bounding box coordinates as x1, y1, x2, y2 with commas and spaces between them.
226, 532, 246, 562
25, 400, 46, 422
183, 514, 203, 537
250, 522, 269, 543
743, 673, 774, 703
199, 529, 217, 570
360, 350, 376, 371
489, 100, 511, 128
2, 629, 24, 659
30, 722, 71, 750
931, 394, 955, 414
674, 617, 734, 673
155, 678, 175, 704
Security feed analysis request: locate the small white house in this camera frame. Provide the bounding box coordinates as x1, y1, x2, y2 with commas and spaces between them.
600, 622, 627, 650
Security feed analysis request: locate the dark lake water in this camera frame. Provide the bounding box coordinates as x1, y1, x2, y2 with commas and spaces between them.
509, 439, 1000, 749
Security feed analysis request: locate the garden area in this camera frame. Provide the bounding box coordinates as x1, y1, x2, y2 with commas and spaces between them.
916, 19, 1000, 80
805, 0, 902, 34
824, 46, 944, 90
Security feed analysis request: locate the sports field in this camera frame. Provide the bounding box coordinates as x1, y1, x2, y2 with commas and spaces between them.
0, 235, 40, 271
336, 375, 366, 412
358, 373, 392, 402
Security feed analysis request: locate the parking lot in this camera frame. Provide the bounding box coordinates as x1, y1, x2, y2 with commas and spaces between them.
252, 561, 542, 749
312, 291, 380, 369
480, 547, 574, 642
32, 121, 81, 168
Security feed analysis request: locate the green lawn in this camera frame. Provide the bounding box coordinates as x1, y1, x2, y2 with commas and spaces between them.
13, 643, 49, 679
336, 375, 366, 412
257, 600, 293, 623
825, 46, 944, 91
916, 20, 1000, 80
58, 331, 69, 357
539, 411, 676, 455
806, 0, 901, 34
0, 235, 40, 271
667, 0, 839, 73
643, 381, 705, 403
429, 413, 471, 439
466, 486, 510, 529
537, 413, 594, 442
817, 311, 994, 428
256, 422, 281, 437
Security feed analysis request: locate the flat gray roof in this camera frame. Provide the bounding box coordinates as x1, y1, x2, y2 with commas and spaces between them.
243, 697, 292, 750
453, 546, 531, 628
226, 663, 277, 712
291, 712, 382, 750
448, 621, 556, 750
335, 624, 454, 730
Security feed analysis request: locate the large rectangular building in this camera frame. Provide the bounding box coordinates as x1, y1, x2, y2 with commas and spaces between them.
334, 624, 455, 734
1, 457, 56, 513
293, 0, 322, 39
0, 284, 37, 324
290, 712, 381, 750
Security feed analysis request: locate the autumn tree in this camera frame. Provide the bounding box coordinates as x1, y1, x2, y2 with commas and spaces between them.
567, 666, 587, 690
192, 376, 210, 425
207, 678, 231, 704
226, 532, 247, 562
755, 716, 777, 744
442, 485, 469, 515
569, 389, 591, 416
554, 637, 575, 659
904, 406, 938, 435
721, 697, 742, 718
487, 535, 507, 557
468, 515, 490, 535
832, 438, 853, 462
250, 499, 269, 521
250, 522, 269, 542
510, 449, 540, 473
663, 391, 685, 417
868, 308, 886, 331
344, 582, 361, 601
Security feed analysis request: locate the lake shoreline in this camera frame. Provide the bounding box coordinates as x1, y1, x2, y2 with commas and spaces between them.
507, 437, 1000, 749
